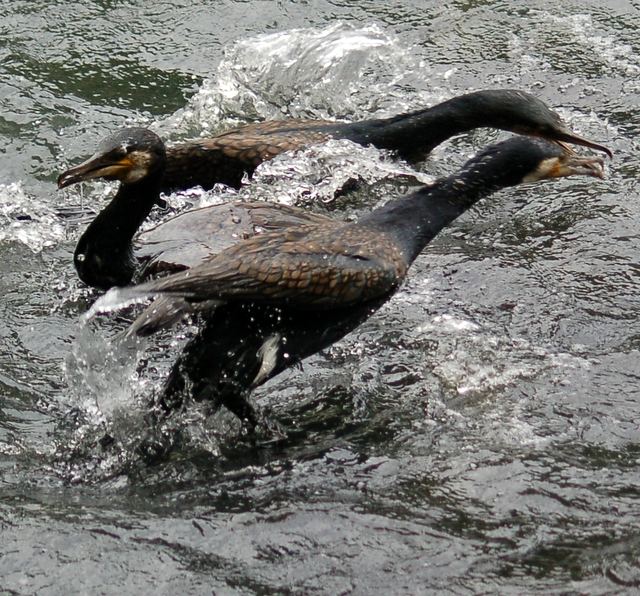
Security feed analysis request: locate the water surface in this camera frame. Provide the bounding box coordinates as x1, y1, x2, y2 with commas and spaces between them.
1, 1, 639, 594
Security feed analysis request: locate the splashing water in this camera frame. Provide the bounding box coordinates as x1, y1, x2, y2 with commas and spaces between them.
2, 1, 640, 592
63, 325, 143, 423
138, 139, 434, 234
61, 305, 230, 479
158, 22, 424, 138
245, 139, 434, 206
0, 182, 66, 252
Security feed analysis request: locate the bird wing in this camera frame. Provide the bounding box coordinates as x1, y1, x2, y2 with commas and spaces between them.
208, 118, 339, 156
135, 201, 335, 277
123, 223, 406, 337
135, 223, 407, 309
162, 120, 339, 191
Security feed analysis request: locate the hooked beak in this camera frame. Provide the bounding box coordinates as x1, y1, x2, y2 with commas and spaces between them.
57, 152, 133, 189
548, 125, 612, 159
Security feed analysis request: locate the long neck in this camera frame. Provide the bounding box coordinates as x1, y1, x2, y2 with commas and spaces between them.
342, 92, 513, 160
359, 160, 516, 265
74, 178, 160, 289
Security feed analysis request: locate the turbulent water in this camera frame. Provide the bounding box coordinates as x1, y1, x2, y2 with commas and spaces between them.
1, 1, 640, 594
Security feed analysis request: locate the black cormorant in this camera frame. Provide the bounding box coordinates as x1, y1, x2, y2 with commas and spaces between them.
87, 136, 605, 437
160, 89, 612, 192
58, 90, 610, 290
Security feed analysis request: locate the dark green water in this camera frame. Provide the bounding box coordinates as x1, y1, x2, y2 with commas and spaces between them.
1, 1, 640, 594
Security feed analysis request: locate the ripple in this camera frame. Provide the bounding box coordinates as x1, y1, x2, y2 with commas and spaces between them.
2, 5, 640, 594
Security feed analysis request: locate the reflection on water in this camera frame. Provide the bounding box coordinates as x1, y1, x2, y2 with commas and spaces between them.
1, 3, 640, 593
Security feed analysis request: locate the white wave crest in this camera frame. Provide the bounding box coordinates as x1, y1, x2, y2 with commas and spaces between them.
159, 22, 423, 137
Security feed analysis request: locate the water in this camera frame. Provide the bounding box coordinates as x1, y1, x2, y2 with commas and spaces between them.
1, 1, 639, 593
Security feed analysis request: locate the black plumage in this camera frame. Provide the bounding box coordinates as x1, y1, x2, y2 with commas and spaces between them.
58, 89, 611, 291
160, 89, 612, 192
88, 137, 605, 437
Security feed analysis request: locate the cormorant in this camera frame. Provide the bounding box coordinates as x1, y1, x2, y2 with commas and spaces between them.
87, 136, 605, 437
58, 90, 611, 290
160, 89, 612, 192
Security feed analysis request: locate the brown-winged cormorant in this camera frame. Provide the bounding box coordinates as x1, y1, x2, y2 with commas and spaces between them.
160, 89, 612, 192
87, 136, 605, 438
58, 90, 610, 291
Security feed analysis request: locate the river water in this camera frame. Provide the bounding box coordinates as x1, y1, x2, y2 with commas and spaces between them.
1, 1, 639, 594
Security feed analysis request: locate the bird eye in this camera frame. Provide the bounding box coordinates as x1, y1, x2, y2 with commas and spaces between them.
110, 145, 129, 159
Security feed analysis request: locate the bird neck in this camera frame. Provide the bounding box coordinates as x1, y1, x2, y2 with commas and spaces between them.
359, 159, 516, 265
74, 177, 161, 289
352, 93, 515, 159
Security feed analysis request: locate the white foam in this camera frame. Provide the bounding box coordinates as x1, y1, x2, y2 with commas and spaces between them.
61, 324, 149, 433
157, 22, 423, 137
430, 314, 481, 333
151, 139, 433, 210
0, 182, 66, 252
414, 312, 593, 398
248, 139, 434, 206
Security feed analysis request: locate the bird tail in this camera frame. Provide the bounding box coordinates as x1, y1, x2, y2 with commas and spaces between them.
82, 286, 153, 322
123, 295, 192, 338
83, 285, 220, 338
124, 296, 221, 337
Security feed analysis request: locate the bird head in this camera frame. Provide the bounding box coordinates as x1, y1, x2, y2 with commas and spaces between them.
468, 135, 606, 187
57, 127, 166, 189
520, 140, 605, 182
471, 90, 612, 158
